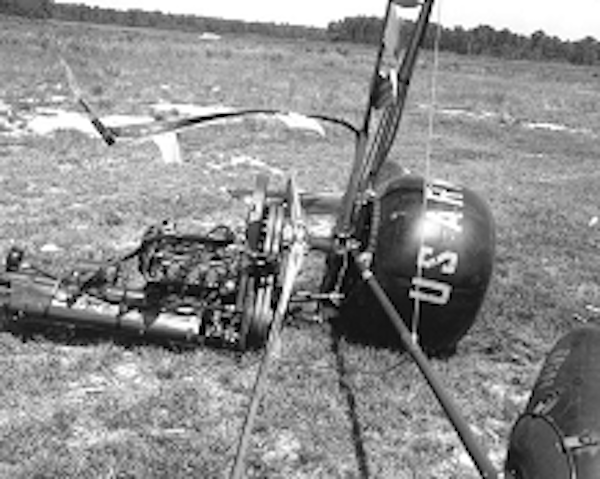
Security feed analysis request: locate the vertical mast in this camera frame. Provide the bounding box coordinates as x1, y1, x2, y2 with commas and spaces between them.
336, 0, 435, 236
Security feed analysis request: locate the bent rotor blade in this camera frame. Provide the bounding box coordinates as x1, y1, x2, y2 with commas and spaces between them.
59, 57, 116, 146
57, 50, 358, 149
108, 109, 358, 141
230, 224, 307, 479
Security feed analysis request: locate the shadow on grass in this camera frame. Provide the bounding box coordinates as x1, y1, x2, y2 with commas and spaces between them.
1, 320, 203, 353
330, 327, 372, 479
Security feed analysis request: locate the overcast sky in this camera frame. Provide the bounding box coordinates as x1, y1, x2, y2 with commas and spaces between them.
57, 0, 599, 41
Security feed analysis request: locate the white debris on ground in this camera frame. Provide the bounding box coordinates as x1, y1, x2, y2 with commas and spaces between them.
25, 108, 154, 137
151, 131, 182, 164
208, 153, 284, 177
437, 107, 501, 122
273, 111, 326, 136
522, 121, 595, 136
27, 108, 97, 136
198, 32, 221, 41
586, 304, 600, 314
523, 121, 568, 132
0, 99, 11, 113
48, 95, 69, 104
40, 243, 63, 253
424, 104, 598, 138
230, 154, 284, 176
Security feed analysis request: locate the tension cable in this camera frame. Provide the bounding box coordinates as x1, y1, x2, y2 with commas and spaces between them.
411, 0, 444, 343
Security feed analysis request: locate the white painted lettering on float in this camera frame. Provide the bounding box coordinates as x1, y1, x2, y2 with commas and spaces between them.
417, 245, 458, 275
425, 210, 463, 234
409, 277, 452, 305
426, 181, 464, 208
409, 181, 464, 306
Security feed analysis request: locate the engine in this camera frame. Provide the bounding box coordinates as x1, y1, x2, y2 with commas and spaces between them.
0, 175, 293, 350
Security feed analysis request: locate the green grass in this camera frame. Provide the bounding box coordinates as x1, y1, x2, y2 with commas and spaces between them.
0, 13, 599, 478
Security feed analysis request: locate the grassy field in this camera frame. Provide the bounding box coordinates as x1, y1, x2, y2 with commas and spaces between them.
0, 13, 599, 478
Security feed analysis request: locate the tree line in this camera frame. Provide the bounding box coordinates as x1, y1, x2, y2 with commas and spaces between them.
1, 0, 599, 66
327, 16, 600, 66
0, 0, 326, 39
52, 2, 326, 40
0, 0, 52, 18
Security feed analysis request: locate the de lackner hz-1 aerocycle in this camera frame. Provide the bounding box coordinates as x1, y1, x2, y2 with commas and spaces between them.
1, 1, 597, 477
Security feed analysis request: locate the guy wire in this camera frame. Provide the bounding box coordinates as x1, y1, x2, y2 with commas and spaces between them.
411, 0, 444, 342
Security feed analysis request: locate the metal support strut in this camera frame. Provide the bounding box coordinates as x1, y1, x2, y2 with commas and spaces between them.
229, 178, 307, 479
352, 251, 501, 479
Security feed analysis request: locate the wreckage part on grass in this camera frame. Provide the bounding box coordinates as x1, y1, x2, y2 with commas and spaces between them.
506, 325, 600, 478
0, 174, 312, 351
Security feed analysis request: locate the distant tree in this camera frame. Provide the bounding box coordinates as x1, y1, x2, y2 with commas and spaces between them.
527, 30, 547, 60
569, 36, 599, 65
0, 0, 52, 18
327, 16, 382, 44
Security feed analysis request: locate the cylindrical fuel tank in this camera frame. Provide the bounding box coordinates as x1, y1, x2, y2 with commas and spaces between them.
505, 325, 600, 479
334, 174, 495, 356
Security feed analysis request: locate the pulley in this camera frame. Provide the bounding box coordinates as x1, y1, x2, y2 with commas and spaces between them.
239, 174, 286, 348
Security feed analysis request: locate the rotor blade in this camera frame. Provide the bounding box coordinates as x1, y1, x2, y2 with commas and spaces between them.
59, 56, 116, 146
108, 109, 358, 141
58, 48, 357, 145
393, 0, 421, 7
